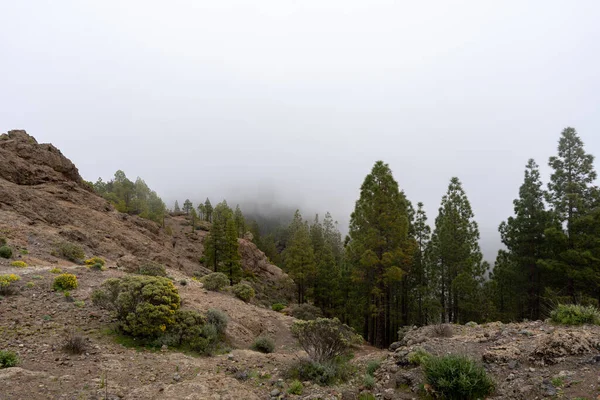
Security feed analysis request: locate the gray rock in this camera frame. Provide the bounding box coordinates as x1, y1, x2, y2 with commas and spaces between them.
540, 379, 557, 397
507, 360, 519, 370
172, 373, 181, 382
270, 388, 281, 397
389, 341, 403, 351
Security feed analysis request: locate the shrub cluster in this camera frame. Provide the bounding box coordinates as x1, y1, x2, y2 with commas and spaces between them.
286, 358, 353, 386
291, 318, 358, 363
251, 336, 275, 353
92, 276, 227, 354
55, 242, 85, 262
0, 246, 12, 259
287, 380, 303, 395
0, 350, 19, 368
53, 274, 78, 291
271, 303, 286, 312
422, 354, 495, 400
63, 331, 87, 354
201, 272, 229, 291
85, 256, 106, 266
50, 267, 62, 274
10, 261, 27, 268
0, 274, 21, 295
138, 262, 167, 277
289, 303, 323, 321
550, 304, 600, 326
232, 283, 255, 302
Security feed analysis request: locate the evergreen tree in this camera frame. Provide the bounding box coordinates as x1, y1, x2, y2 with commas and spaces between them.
429, 177, 485, 324
283, 211, 316, 304
197, 203, 206, 220
545, 127, 600, 303
222, 218, 242, 284
183, 199, 193, 214
234, 205, 246, 238
190, 208, 198, 232
204, 201, 232, 272
174, 200, 181, 213
204, 198, 213, 222
411, 202, 434, 325
498, 159, 551, 320
347, 161, 413, 347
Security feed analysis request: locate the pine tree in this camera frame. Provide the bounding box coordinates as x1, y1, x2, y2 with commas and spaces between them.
498, 159, 551, 320
174, 200, 181, 213
204, 198, 213, 222
183, 199, 193, 214
204, 201, 231, 272
190, 208, 198, 233
234, 205, 246, 238
411, 202, 433, 325
347, 161, 413, 347
283, 211, 316, 304
197, 203, 206, 220
545, 127, 600, 303
429, 177, 485, 324
222, 218, 242, 284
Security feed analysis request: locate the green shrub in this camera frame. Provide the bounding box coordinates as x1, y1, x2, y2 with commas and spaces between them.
0, 274, 20, 296
53, 274, 78, 291
10, 261, 27, 268
251, 336, 275, 353
290, 303, 322, 321
50, 267, 62, 274
358, 393, 376, 400
0, 350, 19, 368
26, 282, 35, 288
272, 303, 286, 312
366, 359, 380, 376
0, 246, 12, 259
423, 355, 495, 400
201, 272, 229, 291
90, 263, 103, 271
363, 373, 375, 389
286, 359, 352, 386
138, 262, 167, 277
287, 380, 303, 395
55, 242, 85, 262
550, 304, 600, 326
206, 308, 228, 336
232, 283, 255, 302
85, 256, 106, 266
92, 276, 181, 338
291, 318, 358, 362
166, 309, 218, 353
408, 347, 431, 366
74, 300, 85, 308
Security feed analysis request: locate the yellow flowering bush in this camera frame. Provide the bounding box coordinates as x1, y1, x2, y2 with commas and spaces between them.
50, 267, 62, 274
10, 261, 27, 268
0, 274, 21, 295
85, 256, 106, 267
53, 273, 78, 291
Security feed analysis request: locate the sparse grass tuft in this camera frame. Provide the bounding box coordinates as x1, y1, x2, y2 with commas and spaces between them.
63, 331, 87, 354
0, 350, 19, 368
363, 373, 375, 389
287, 380, 303, 395
366, 359, 380, 376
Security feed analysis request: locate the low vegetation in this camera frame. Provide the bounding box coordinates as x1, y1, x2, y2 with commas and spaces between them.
291, 318, 358, 363
85, 256, 105, 267
54, 242, 85, 262
200, 272, 229, 291
271, 303, 286, 312
289, 303, 322, 321
422, 354, 495, 400
62, 331, 87, 354
550, 304, 600, 326
0, 350, 19, 368
53, 273, 78, 291
137, 262, 167, 277
10, 260, 27, 268
232, 283, 255, 302
0, 274, 21, 296
251, 336, 275, 354
287, 380, 303, 395
50, 267, 62, 274
0, 245, 12, 259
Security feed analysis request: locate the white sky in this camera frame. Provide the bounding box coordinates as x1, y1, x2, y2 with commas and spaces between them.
2, 1, 600, 260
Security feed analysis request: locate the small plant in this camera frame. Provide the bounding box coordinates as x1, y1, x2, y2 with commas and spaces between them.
63, 331, 87, 354
366, 359, 380, 376
0, 245, 12, 259
32, 275, 43, 280
50, 267, 62, 274
232, 283, 255, 302
251, 336, 275, 354
200, 272, 229, 291
272, 303, 286, 312
55, 242, 85, 262
432, 323, 454, 337
138, 262, 167, 277
0, 274, 21, 295
363, 373, 375, 389
286, 359, 352, 386
10, 261, 27, 268
179, 279, 188, 286
291, 318, 358, 363
206, 308, 228, 336
26, 282, 35, 288
53, 273, 78, 291
287, 380, 303, 395
74, 300, 85, 308
358, 393, 376, 400
407, 347, 431, 365
550, 304, 600, 326
551, 376, 565, 388
0, 350, 19, 368
42, 315, 52, 321
290, 303, 323, 320
85, 256, 106, 267
19, 249, 28, 255
423, 354, 495, 400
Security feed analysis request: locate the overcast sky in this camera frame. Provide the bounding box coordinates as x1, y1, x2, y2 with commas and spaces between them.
2, 1, 600, 261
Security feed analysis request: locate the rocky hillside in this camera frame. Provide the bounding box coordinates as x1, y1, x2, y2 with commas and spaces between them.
0, 130, 293, 303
